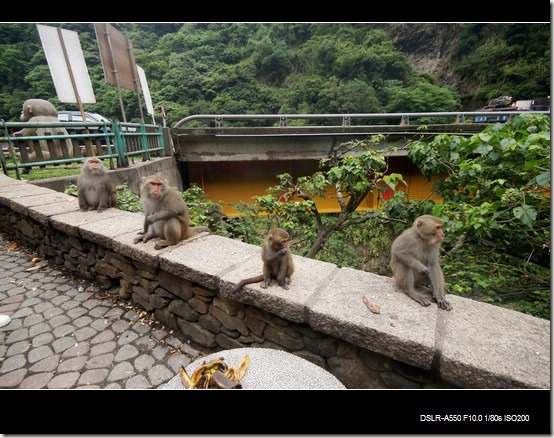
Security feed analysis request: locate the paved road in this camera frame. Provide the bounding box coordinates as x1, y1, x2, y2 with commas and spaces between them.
0, 233, 205, 389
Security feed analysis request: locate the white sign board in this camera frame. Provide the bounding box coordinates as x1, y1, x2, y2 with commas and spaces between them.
137, 65, 154, 116
37, 24, 96, 104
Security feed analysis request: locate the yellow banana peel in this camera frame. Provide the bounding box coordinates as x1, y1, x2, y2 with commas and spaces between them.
179, 355, 250, 389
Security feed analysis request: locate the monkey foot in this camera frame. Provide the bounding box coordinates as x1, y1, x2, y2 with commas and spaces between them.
436, 299, 453, 311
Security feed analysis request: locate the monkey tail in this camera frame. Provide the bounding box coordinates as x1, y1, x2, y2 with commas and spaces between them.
231, 275, 265, 293
187, 226, 211, 238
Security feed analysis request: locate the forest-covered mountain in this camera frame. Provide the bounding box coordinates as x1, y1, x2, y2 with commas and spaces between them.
0, 23, 550, 126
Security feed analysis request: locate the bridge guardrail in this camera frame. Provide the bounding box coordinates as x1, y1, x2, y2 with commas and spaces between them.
174, 110, 550, 129
0, 120, 166, 179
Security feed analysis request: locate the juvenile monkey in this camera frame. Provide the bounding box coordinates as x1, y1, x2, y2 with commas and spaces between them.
77, 157, 117, 212
390, 214, 452, 311
134, 175, 210, 250
232, 228, 295, 292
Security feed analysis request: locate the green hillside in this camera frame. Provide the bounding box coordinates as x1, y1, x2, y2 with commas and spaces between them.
0, 23, 549, 126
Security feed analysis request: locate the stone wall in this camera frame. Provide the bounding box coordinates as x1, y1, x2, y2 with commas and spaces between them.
0, 173, 549, 389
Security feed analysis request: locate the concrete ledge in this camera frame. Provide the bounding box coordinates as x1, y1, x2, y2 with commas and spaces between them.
439, 295, 551, 388
0, 183, 53, 209
0, 176, 28, 188
79, 212, 144, 249
309, 267, 438, 370
49, 208, 129, 237
160, 235, 256, 291
112, 231, 164, 270
0, 172, 549, 388
220, 254, 340, 324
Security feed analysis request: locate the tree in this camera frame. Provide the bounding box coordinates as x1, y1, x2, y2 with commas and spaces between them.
240, 136, 405, 258
408, 113, 550, 266
385, 78, 462, 114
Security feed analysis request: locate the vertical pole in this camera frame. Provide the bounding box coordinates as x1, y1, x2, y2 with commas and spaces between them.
126, 35, 145, 124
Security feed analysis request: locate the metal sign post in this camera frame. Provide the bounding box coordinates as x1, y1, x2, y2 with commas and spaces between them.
126, 36, 145, 124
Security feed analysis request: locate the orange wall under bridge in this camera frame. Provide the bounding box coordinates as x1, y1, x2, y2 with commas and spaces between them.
183, 157, 443, 217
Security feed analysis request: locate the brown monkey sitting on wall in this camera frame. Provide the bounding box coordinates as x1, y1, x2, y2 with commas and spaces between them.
134, 175, 210, 250
232, 228, 295, 292
390, 214, 452, 311
77, 157, 118, 212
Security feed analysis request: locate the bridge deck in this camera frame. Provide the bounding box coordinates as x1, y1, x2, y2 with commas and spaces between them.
172, 124, 484, 163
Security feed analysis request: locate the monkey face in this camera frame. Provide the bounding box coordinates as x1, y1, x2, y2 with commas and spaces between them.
428, 227, 444, 246
426, 223, 444, 245
268, 228, 290, 251
86, 158, 103, 175
89, 159, 101, 169
148, 182, 164, 199
415, 215, 445, 246
435, 224, 444, 240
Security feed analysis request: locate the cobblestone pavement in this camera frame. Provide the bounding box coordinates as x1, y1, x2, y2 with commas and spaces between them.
0, 233, 206, 389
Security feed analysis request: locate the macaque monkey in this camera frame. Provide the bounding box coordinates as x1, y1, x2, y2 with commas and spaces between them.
232, 228, 295, 292
134, 175, 210, 250
390, 215, 452, 311
77, 157, 117, 212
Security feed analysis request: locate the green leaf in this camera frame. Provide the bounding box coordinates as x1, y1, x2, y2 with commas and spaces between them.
513, 205, 537, 228
476, 144, 493, 155
524, 159, 542, 171
535, 171, 550, 187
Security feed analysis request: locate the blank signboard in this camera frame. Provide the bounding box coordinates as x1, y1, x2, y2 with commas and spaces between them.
94, 23, 138, 92
36, 24, 96, 104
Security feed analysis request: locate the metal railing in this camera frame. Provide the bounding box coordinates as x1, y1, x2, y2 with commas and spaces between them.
174, 110, 550, 129
0, 120, 166, 179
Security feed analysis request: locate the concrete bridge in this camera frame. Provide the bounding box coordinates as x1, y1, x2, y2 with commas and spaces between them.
170, 111, 504, 162
169, 110, 548, 215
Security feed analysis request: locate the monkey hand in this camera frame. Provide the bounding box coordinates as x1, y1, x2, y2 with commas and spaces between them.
279, 248, 288, 256
134, 235, 146, 244
145, 214, 156, 225
435, 297, 453, 311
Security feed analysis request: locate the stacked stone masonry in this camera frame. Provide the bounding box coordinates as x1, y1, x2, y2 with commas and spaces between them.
0, 173, 549, 389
